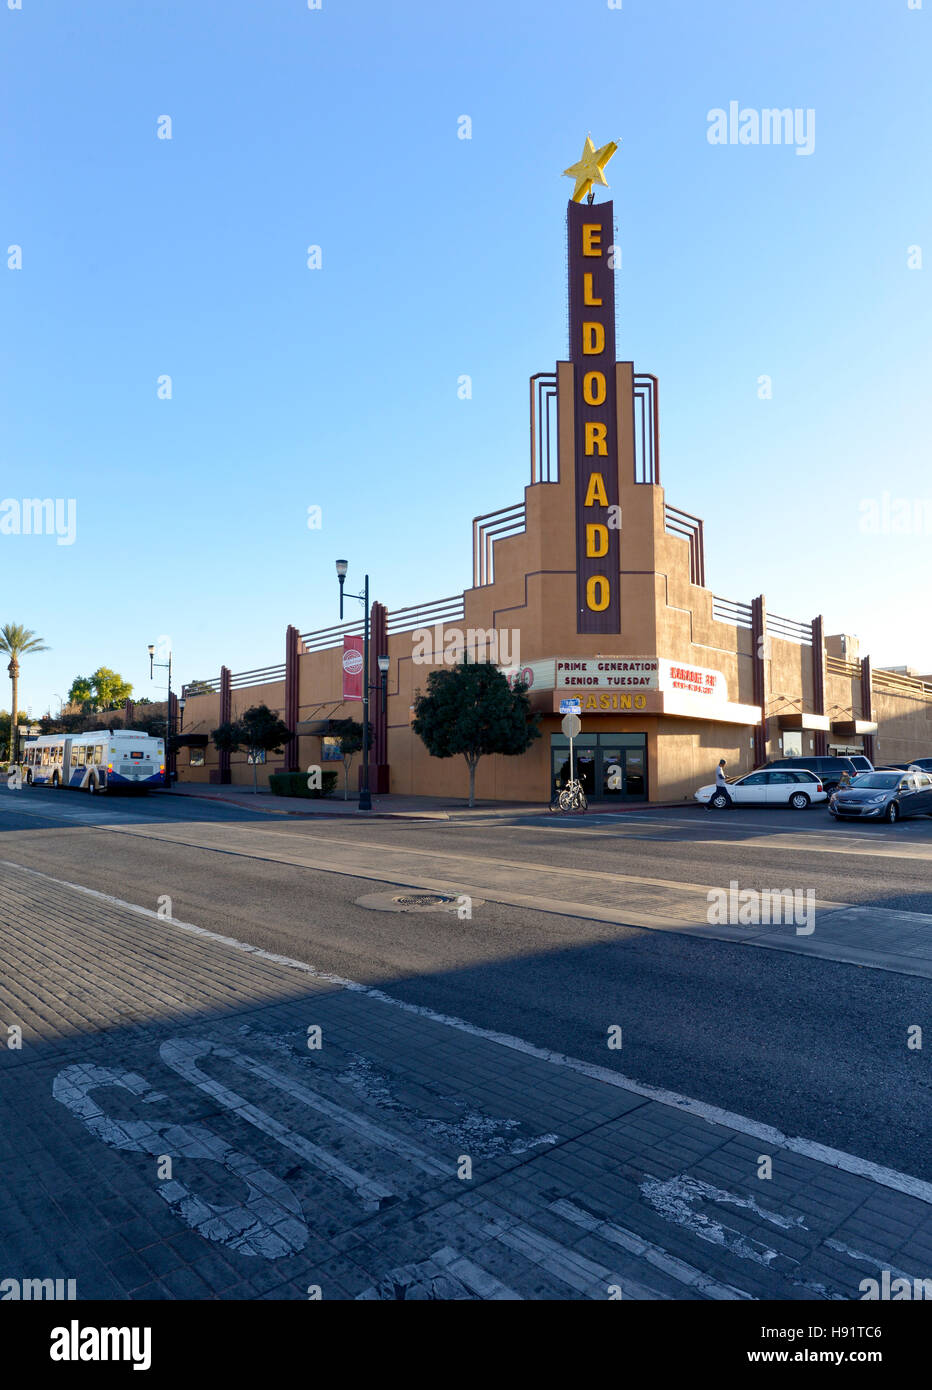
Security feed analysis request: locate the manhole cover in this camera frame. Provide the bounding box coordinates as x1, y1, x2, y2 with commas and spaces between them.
393, 893, 454, 907
355, 890, 485, 914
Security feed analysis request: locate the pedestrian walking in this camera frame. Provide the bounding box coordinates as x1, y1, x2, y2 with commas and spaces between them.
714, 758, 733, 808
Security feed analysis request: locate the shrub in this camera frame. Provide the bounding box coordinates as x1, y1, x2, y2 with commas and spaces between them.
268, 771, 337, 799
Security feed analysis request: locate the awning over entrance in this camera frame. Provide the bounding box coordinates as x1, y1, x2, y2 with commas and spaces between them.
776, 713, 831, 732
173, 733, 209, 749
296, 719, 338, 736
831, 719, 878, 736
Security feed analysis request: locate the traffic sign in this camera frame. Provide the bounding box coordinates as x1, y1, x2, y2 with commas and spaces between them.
561, 714, 581, 739
559, 699, 581, 714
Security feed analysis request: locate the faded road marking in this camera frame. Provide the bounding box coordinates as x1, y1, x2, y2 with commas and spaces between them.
52, 1062, 308, 1258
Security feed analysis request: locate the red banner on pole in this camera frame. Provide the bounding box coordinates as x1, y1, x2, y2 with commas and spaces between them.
342, 635, 364, 701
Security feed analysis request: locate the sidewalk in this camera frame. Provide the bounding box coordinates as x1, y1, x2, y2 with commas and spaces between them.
166, 783, 686, 820
1, 860, 930, 1300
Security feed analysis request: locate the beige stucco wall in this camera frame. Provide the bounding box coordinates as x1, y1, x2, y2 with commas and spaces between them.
872, 685, 932, 765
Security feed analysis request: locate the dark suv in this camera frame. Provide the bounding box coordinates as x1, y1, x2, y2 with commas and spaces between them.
766, 756, 867, 793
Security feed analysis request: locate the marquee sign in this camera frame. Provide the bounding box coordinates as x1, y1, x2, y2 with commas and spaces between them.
501, 653, 758, 723
568, 198, 620, 634
502, 657, 726, 698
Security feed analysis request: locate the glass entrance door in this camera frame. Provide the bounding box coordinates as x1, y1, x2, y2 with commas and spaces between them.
552, 742, 598, 796
600, 747, 625, 801
550, 733, 648, 802
623, 748, 646, 798
599, 747, 646, 800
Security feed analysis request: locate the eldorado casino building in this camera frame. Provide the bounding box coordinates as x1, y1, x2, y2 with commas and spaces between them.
177, 146, 932, 803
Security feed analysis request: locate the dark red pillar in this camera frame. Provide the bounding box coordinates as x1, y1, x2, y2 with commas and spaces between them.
218, 666, 232, 784
284, 625, 300, 773
751, 595, 767, 767
861, 656, 875, 764
811, 616, 827, 756
370, 601, 390, 793
167, 691, 178, 782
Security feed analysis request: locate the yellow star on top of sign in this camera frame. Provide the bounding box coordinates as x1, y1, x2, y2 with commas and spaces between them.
562, 134, 618, 203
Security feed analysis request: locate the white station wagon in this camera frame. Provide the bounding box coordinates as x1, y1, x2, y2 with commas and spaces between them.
695, 768, 828, 810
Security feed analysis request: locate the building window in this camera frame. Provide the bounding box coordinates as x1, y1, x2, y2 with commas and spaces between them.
321, 737, 342, 762
782, 731, 803, 757
189, 748, 205, 767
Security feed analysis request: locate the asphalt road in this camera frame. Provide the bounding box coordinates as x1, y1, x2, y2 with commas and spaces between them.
0, 787, 928, 1181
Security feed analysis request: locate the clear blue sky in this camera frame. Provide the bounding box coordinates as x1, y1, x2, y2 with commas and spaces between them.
1, 0, 930, 716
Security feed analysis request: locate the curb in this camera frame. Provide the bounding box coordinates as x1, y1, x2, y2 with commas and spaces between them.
164, 789, 694, 820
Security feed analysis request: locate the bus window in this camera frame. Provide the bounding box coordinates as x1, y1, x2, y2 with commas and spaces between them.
41, 749, 49, 767
71, 746, 79, 766
76, 746, 87, 767
93, 745, 103, 765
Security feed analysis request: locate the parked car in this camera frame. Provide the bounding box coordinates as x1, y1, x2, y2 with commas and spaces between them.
766, 755, 868, 793
906, 757, 932, 773
695, 768, 826, 810
829, 769, 932, 823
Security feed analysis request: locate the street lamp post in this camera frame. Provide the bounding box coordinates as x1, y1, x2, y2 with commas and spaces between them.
178, 697, 186, 734
336, 560, 385, 813
148, 643, 173, 790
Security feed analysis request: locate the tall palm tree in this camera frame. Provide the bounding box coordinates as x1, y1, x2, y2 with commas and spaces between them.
0, 624, 49, 762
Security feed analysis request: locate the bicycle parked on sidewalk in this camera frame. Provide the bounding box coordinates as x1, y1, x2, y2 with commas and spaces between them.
550, 778, 588, 813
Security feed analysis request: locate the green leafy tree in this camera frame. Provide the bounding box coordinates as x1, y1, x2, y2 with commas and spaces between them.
412, 659, 540, 806
68, 676, 95, 711
184, 681, 214, 697
68, 667, 132, 712
0, 624, 49, 763
329, 717, 373, 800
91, 667, 132, 708
0, 710, 31, 761
211, 704, 294, 794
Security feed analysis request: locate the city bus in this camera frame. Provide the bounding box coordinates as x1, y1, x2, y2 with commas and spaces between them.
20, 730, 166, 793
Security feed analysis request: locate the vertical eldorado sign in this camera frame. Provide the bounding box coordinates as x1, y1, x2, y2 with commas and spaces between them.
568, 199, 620, 634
